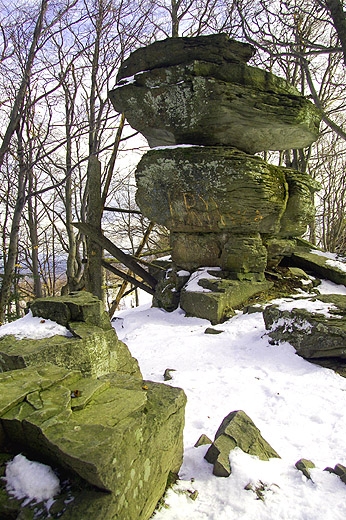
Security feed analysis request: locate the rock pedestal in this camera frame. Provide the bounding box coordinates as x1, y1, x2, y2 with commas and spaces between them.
109, 34, 321, 323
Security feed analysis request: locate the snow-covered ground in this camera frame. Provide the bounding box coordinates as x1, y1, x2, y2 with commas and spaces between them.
113, 279, 346, 520
2, 279, 346, 519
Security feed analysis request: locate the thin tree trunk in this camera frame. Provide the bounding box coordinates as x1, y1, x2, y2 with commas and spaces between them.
0, 126, 28, 323
84, 155, 103, 299
27, 167, 43, 298
324, 0, 346, 65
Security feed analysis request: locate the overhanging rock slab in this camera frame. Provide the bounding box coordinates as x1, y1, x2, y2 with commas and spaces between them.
290, 248, 346, 286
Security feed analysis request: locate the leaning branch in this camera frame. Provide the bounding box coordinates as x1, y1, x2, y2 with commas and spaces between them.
72, 222, 157, 289
101, 260, 155, 295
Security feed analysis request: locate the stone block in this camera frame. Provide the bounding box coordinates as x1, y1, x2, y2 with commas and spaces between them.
0, 365, 187, 520
135, 147, 287, 235
180, 274, 272, 324
111, 45, 321, 153
0, 326, 140, 379
30, 291, 112, 330
263, 294, 346, 359
116, 34, 255, 81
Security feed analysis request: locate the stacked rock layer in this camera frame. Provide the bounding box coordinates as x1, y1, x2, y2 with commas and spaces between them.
110, 34, 321, 316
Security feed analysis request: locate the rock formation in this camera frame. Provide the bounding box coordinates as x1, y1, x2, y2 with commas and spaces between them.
110, 33, 322, 323
0, 292, 186, 520
199, 410, 280, 477
264, 293, 346, 373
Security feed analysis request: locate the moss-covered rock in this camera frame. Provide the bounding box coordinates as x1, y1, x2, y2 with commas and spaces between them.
263, 294, 346, 359
110, 35, 321, 153
0, 292, 141, 378
30, 291, 112, 330
290, 248, 346, 286
180, 272, 272, 324
136, 147, 288, 235
0, 321, 140, 379
0, 365, 187, 520
204, 410, 280, 477
116, 34, 255, 81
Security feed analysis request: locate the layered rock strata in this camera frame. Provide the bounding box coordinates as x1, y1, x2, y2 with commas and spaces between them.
109, 34, 322, 322
0, 293, 186, 520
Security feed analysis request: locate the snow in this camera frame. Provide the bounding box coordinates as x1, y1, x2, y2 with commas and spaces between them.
326, 259, 346, 273
271, 296, 341, 318
184, 267, 221, 292
113, 287, 346, 520
152, 144, 204, 150
318, 279, 346, 295
5, 454, 60, 507
2, 282, 346, 519
0, 310, 72, 340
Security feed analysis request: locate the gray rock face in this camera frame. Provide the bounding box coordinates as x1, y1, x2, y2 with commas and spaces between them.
110, 37, 321, 153
116, 34, 255, 80
204, 410, 280, 477
263, 294, 346, 359
136, 147, 319, 272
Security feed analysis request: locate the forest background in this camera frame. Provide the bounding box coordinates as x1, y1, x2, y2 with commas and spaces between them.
0, 0, 345, 323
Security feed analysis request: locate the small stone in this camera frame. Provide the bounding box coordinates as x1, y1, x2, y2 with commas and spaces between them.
204, 328, 224, 335
204, 410, 280, 477
164, 368, 176, 381
188, 489, 199, 501
295, 458, 315, 480
333, 463, 346, 484
194, 434, 212, 447
333, 463, 346, 477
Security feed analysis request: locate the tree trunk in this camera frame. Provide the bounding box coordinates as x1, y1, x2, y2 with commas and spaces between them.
84, 155, 103, 299
324, 0, 346, 65
27, 167, 43, 298
0, 126, 28, 323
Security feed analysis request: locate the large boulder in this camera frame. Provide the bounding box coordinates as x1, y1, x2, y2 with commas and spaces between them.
0, 364, 186, 520
110, 36, 321, 153
116, 34, 255, 79
135, 147, 318, 272
0, 292, 140, 378
135, 147, 288, 235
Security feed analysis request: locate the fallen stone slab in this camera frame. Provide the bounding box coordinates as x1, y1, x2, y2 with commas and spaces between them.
204, 410, 280, 477
290, 247, 346, 286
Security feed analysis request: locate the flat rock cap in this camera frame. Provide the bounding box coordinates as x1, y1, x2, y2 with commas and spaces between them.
116, 33, 255, 81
